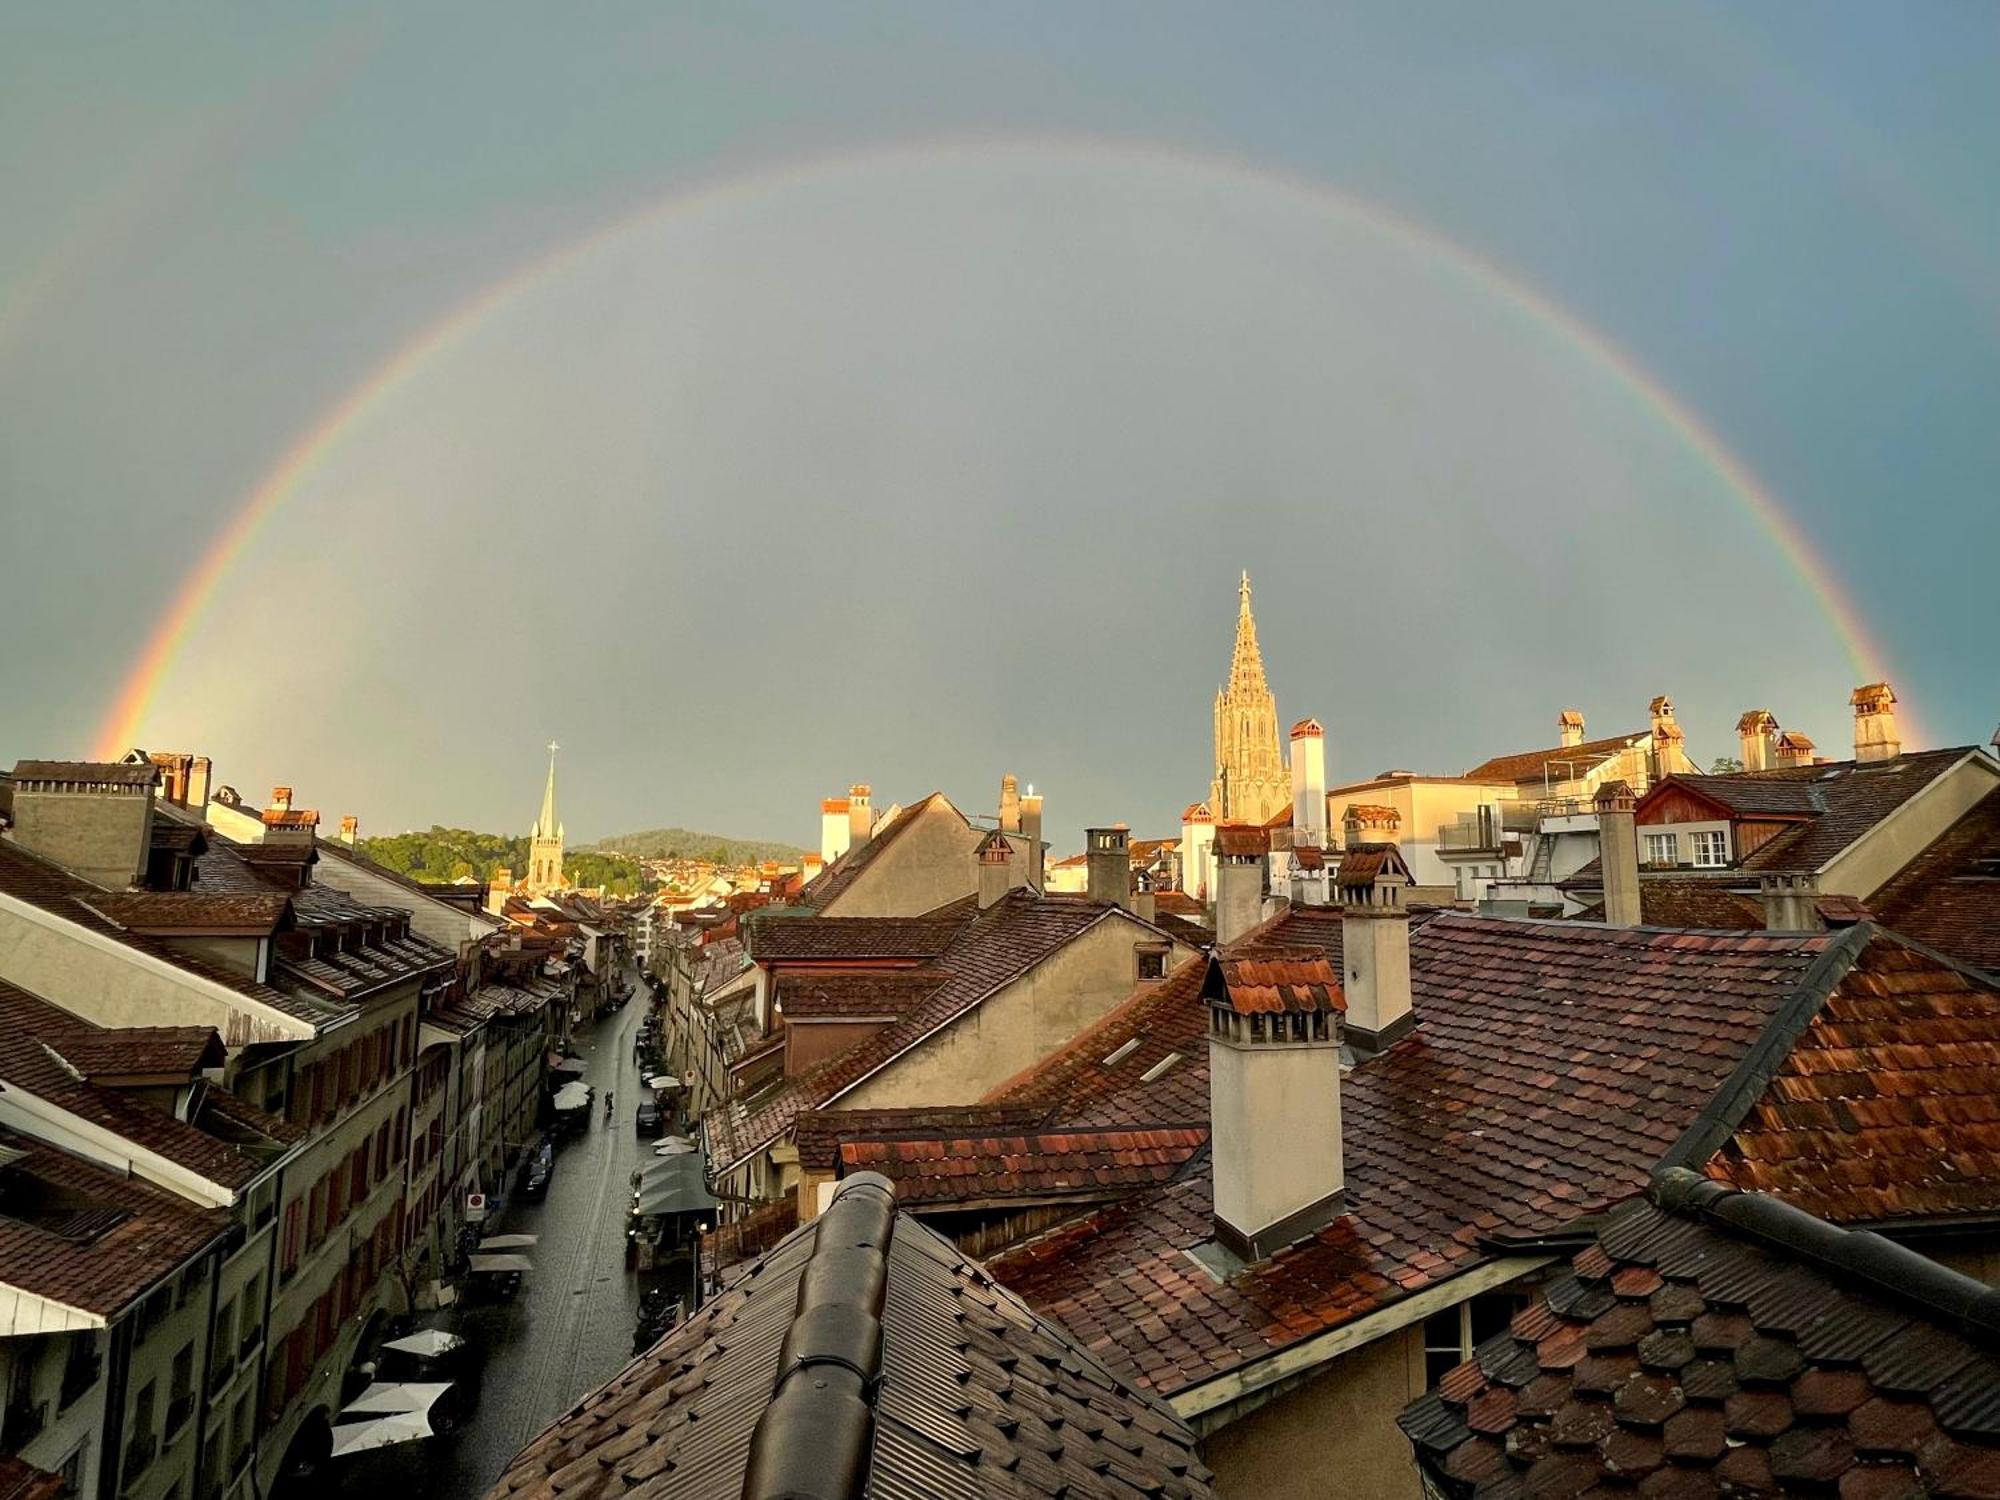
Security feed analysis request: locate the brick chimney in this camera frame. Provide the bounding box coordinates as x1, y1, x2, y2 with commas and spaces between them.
5, 760, 158, 889
1213, 824, 1267, 944
1594, 781, 1641, 928
1557, 709, 1585, 749
1851, 683, 1901, 763
1085, 825, 1130, 909
820, 797, 851, 864
1775, 731, 1817, 768
976, 831, 1017, 909
338, 815, 359, 845
1338, 845, 1414, 1055
1759, 873, 1825, 932
847, 785, 873, 849
1289, 719, 1327, 848
1736, 711, 1778, 773
1206, 953, 1344, 1261
1020, 789, 1044, 891
999, 774, 1021, 834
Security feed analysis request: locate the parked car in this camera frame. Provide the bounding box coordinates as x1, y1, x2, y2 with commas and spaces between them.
517, 1140, 554, 1199
635, 1099, 663, 1137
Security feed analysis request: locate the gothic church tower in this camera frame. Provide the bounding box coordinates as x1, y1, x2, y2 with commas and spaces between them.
1209, 572, 1291, 824
526, 742, 566, 894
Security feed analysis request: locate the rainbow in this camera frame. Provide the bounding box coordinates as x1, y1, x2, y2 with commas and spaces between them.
92, 137, 1912, 757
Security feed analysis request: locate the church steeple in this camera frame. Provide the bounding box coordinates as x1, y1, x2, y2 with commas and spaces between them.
526, 741, 566, 895
536, 741, 561, 841
1209, 571, 1290, 825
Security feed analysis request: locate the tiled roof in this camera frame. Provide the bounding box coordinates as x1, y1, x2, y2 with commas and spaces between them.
794, 1105, 1048, 1173
487, 1177, 1215, 1500
1568, 877, 1766, 929
1645, 771, 1826, 818
51, 1025, 223, 1080
1153, 890, 1204, 917
1149, 910, 1211, 947
1739, 749, 1980, 874
1212, 824, 1268, 856
795, 793, 951, 911
82, 891, 291, 934
841, 1128, 1209, 1208
1213, 947, 1343, 1014
1463, 732, 1647, 784
0, 1455, 66, 1500
0, 981, 289, 1191
745, 914, 968, 962
0, 841, 341, 1032
8, 760, 158, 786
1698, 934, 2000, 1224
0, 1128, 225, 1318
988, 916, 1849, 1401
772, 969, 948, 1020
1868, 789, 2000, 973
1401, 1177, 2000, 1499
708, 891, 1130, 1173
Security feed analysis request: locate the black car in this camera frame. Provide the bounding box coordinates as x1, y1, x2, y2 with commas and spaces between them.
634, 1099, 663, 1137
516, 1141, 553, 1199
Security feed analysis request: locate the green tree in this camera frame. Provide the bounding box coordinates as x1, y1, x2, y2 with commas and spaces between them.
1709, 756, 1744, 774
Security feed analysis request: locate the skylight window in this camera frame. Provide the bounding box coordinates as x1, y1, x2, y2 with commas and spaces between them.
1138, 1052, 1182, 1084
1101, 1038, 1141, 1067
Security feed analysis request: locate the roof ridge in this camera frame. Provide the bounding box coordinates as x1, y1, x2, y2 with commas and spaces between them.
1650, 1167, 2000, 1342
741, 1173, 895, 1500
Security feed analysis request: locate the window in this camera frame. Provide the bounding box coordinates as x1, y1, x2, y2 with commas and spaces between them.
1642, 832, 1679, 867
1690, 830, 1729, 868
1136, 947, 1169, 981
1424, 1291, 1533, 1389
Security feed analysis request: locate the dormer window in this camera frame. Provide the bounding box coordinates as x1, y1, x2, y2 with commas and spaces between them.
1689, 830, 1729, 868
1643, 832, 1680, 868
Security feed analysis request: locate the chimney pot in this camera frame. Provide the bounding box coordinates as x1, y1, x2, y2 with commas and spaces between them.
1084, 825, 1131, 910
1338, 848, 1414, 1053
1212, 824, 1267, 944
847, 785, 873, 850
1736, 710, 1778, 773
1851, 683, 1902, 763
1557, 709, 1585, 749
1593, 780, 1642, 927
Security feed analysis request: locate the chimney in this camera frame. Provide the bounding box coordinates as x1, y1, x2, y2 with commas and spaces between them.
1085, 825, 1130, 909
816, 800, 848, 868
1648, 696, 1686, 784
1206, 952, 1344, 1261
1338, 847, 1414, 1054
1557, 709, 1585, 749
1289, 719, 1327, 848
188, 756, 211, 810
999, 774, 1021, 834
1851, 683, 1901, 763
1020, 789, 1044, 891
1775, 731, 1817, 768
1594, 781, 1642, 928
269, 786, 292, 814
338, 815, 359, 845
1759, 873, 1826, 932
1736, 711, 1778, 773
5, 760, 158, 889
976, 831, 1017, 909
1341, 803, 1401, 851
848, 785, 873, 848
1212, 824, 1267, 944
1180, 803, 1215, 904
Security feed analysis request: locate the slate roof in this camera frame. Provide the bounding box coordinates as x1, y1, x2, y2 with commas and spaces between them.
840, 1128, 1209, 1208
0, 981, 291, 1192
1400, 1174, 2000, 1499
745, 914, 969, 963
794, 1105, 1049, 1174
1869, 790, 2000, 974
82, 891, 291, 935
1568, 878, 1767, 930
9, 760, 158, 787
1464, 732, 1648, 785
486, 1176, 1215, 1500
707, 891, 1138, 1174
0, 1128, 225, 1319
795, 793, 953, 912
773, 969, 949, 1020
1737, 749, 1981, 874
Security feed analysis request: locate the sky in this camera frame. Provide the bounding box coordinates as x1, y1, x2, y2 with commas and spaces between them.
0, 3, 1994, 849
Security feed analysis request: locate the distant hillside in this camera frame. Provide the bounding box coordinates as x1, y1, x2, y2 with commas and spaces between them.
356, 827, 651, 897
589, 827, 807, 866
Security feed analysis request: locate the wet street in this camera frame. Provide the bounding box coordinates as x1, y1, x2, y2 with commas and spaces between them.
345, 983, 653, 1500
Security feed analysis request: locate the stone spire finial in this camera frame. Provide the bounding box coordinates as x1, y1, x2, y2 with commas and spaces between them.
536, 742, 560, 841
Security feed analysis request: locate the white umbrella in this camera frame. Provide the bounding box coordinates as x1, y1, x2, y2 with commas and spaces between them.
657, 1134, 694, 1150
330, 1410, 433, 1458
467, 1253, 534, 1274
653, 1139, 696, 1156
552, 1081, 590, 1110
343, 1382, 453, 1417
476, 1234, 538, 1251
381, 1330, 465, 1358
647, 1074, 680, 1090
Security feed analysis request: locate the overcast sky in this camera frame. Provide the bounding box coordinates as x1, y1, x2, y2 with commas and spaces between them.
1, 4, 1994, 849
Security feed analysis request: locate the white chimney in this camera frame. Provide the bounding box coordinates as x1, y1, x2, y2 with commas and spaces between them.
1289, 719, 1327, 848
1736, 711, 1777, 773
1206, 953, 1345, 1261
847, 784, 873, 849
1775, 731, 1817, 769
820, 798, 852, 864
1852, 683, 1901, 763
999, 774, 1021, 834
1085, 825, 1131, 909
976, 831, 1017, 909
1337, 847, 1414, 1054
1557, 709, 1585, 749
1594, 781, 1641, 928
1648, 696, 1686, 784
338, 815, 359, 845
1213, 824, 1267, 945
1180, 803, 1215, 904
1759, 873, 1825, 932
1021, 790, 1045, 891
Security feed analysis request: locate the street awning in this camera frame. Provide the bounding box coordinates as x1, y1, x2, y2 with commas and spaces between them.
552, 1081, 591, 1111
343, 1382, 453, 1417
380, 1330, 465, 1358
476, 1234, 538, 1251
330, 1410, 434, 1458
467, 1253, 534, 1274
647, 1074, 681, 1090
551, 1057, 587, 1075
631, 1154, 717, 1218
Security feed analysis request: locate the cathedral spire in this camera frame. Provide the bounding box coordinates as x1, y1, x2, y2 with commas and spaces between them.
1209, 570, 1289, 824
527, 741, 566, 895
1228, 570, 1269, 694
536, 741, 561, 840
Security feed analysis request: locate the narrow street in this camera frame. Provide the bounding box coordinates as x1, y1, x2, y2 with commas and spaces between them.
354, 982, 652, 1500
